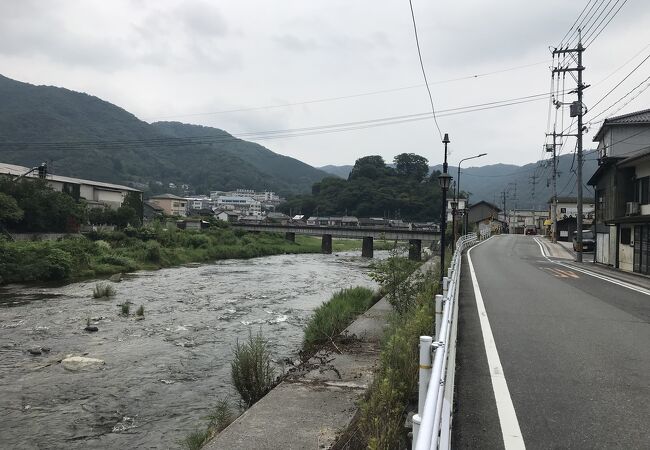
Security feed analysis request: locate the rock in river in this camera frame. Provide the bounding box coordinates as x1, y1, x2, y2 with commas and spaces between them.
84, 326, 99, 332
28, 348, 42, 356
62, 356, 105, 371
109, 273, 123, 282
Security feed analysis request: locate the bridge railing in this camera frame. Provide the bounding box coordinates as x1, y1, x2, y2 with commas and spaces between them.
412, 232, 478, 450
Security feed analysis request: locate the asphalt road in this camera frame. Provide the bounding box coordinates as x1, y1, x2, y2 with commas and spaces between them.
453, 234, 650, 449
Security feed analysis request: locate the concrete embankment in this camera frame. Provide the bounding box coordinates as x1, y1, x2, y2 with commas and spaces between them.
205, 258, 437, 450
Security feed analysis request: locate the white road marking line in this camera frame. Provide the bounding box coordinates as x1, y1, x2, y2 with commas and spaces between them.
467, 239, 526, 449
533, 237, 650, 296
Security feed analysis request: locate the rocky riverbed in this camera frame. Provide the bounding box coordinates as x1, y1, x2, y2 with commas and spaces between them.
0, 251, 386, 449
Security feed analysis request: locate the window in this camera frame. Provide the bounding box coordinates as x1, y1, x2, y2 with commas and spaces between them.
560, 207, 567, 214
621, 227, 631, 245
634, 176, 650, 204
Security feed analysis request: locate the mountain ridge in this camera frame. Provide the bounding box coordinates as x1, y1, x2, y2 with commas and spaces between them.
0, 74, 330, 196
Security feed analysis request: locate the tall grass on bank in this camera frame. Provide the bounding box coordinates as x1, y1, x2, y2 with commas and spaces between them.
231, 330, 276, 407
336, 255, 445, 449
180, 399, 236, 450
302, 287, 376, 354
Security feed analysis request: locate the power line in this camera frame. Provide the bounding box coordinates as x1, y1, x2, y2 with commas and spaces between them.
0, 92, 554, 150
147, 61, 550, 120
408, 0, 443, 140
588, 74, 650, 123
584, 0, 629, 47
559, 0, 595, 47
589, 52, 650, 111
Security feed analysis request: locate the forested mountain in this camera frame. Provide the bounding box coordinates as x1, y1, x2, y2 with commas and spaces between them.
320, 152, 599, 210
0, 74, 330, 195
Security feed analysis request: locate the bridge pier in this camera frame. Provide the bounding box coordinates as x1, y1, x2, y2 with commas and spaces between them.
285, 232, 295, 242
362, 236, 373, 258
409, 239, 422, 261
321, 234, 332, 254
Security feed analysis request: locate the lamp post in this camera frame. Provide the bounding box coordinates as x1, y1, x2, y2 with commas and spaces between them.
455, 153, 487, 240
438, 133, 452, 288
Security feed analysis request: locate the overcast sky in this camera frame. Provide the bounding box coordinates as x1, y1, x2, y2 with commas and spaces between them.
1, 0, 649, 168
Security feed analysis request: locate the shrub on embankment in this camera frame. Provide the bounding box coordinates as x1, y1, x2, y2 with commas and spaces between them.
336, 253, 445, 449
231, 330, 276, 407
302, 286, 377, 354
0, 226, 350, 285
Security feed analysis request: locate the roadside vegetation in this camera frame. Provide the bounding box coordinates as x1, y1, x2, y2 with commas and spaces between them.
335, 252, 448, 449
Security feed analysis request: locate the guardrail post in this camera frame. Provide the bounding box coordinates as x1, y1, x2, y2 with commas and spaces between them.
435, 294, 443, 338
442, 276, 449, 297
413, 335, 433, 447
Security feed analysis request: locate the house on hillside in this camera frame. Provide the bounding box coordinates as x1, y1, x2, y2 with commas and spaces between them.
0, 162, 142, 215
588, 108, 650, 272
148, 193, 188, 216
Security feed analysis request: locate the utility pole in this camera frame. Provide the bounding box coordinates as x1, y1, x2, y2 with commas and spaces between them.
553, 30, 586, 261
529, 174, 537, 230
545, 130, 559, 242
502, 190, 507, 231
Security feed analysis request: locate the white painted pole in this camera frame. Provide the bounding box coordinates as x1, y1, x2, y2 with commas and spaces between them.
435, 294, 443, 339
442, 276, 449, 297
413, 335, 433, 448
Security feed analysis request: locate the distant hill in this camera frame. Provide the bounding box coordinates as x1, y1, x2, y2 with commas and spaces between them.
0, 74, 330, 195
318, 164, 353, 179
320, 153, 598, 210
432, 151, 599, 210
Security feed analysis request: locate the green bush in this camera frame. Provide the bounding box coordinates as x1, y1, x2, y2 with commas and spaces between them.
97, 254, 137, 271
303, 287, 376, 354
186, 233, 210, 249
0, 242, 73, 283
121, 303, 130, 316
231, 330, 276, 407
144, 240, 162, 263
370, 252, 421, 315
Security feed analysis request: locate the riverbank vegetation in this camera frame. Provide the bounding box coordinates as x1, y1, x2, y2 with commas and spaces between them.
231, 330, 276, 407
0, 225, 388, 285
302, 286, 377, 355
181, 399, 236, 450
336, 254, 447, 449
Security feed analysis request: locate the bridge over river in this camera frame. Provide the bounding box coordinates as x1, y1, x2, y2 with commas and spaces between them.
232, 223, 440, 260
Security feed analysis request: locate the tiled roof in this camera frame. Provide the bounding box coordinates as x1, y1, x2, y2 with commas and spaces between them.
593, 108, 650, 141
603, 108, 650, 124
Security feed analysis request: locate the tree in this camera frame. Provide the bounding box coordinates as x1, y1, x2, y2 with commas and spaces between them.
0, 179, 84, 232
0, 192, 24, 226
349, 155, 390, 180
394, 153, 429, 182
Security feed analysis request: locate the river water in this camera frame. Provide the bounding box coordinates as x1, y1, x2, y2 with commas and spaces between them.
0, 251, 386, 449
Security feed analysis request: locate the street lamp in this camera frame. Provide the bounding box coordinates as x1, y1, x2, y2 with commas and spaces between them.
438, 133, 452, 288
455, 153, 487, 240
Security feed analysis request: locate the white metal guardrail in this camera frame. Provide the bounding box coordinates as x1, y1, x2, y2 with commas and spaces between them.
412, 232, 481, 450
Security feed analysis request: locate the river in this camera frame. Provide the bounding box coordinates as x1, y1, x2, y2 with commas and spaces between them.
0, 250, 387, 449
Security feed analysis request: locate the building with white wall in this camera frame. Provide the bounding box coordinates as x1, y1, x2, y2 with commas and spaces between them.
0, 162, 142, 210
